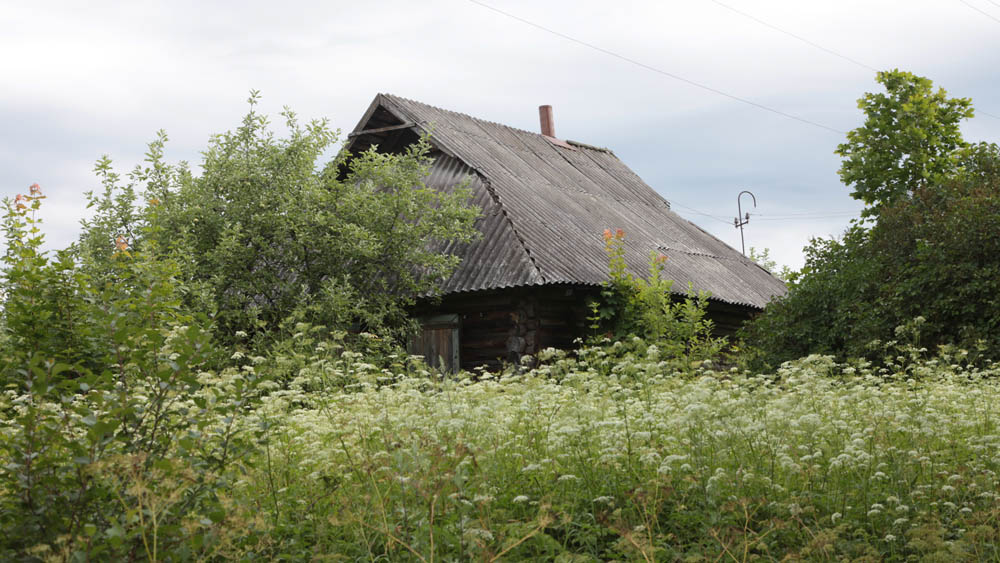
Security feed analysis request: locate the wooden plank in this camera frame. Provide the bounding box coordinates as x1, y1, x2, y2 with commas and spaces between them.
347, 121, 418, 138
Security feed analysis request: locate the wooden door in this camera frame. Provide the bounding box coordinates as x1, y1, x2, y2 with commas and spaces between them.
409, 314, 460, 373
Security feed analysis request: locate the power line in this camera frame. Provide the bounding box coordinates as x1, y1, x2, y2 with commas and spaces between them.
950, 1, 1000, 119
958, 0, 1000, 24
464, 0, 991, 227
754, 214, 858, 221
669, 200, 859, 224
668, 200, 733, 225
672, 210, 859, 224
708, 0, 878, 72
756, 210, 858, 217
465, 0, 845, 135
710, 0, 1000, 121
668, 184, 862, 220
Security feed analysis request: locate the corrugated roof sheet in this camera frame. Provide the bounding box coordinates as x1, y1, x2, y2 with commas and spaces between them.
353, 93, 787, 309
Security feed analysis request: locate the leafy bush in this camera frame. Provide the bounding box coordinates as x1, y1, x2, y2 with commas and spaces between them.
744, 71, 1000, 368
869, 144, 1000, 356
1, 187, 96, 376
588, 229, 725, 369
745, 144, 1000, 368
0, 190, 256, 560
748, 246, 795, 282
76, 91, 480, 350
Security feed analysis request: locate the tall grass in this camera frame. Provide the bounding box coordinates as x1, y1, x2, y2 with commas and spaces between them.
225, 348, 1000, 561
5, 338, 1000, 559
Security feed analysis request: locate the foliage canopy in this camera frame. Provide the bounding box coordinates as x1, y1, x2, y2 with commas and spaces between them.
745, 71, 999, 367
588, 229, 725, 368
836, 69, 974, 218
76, 92, 480, 347
0, 92, 482, 557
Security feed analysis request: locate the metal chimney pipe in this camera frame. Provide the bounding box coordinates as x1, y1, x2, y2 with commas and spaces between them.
539, 105, 555, 137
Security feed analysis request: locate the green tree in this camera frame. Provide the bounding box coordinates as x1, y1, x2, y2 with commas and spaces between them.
868, 142, 1000, 354
748, 247, 795, 282
836, 70, 973, 217
744, 72, 1000, 368
77, 92, 481, 347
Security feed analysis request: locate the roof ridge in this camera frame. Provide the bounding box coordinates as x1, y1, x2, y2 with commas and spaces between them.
379, 93, 613, 155
565, 139, 613, 154
657, 244, 754, 263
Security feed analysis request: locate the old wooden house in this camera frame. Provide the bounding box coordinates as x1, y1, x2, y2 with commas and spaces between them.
345, 94, 787, 371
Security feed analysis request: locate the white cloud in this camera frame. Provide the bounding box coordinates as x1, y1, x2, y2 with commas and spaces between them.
1, 0, 998, 259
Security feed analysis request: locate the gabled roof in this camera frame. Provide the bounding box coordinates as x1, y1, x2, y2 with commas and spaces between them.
347, 93, 787, 309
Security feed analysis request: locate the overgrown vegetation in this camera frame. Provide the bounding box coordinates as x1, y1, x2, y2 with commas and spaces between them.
76, 91, 479, 351
236, 344, 1000, 561
5, 283, 1000, 559
744, 70, 1000, 368
1, 186, 249, 559
3, 75, 1000, 560
748, 247, 794, 283
588, 229, 725, 371
0, 95, 480, 559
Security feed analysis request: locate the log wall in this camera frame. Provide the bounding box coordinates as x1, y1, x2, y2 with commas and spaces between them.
412, 285, 759, 372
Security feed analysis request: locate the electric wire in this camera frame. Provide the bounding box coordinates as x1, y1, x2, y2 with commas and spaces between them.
710, 0, 1000, 121
672, 209, 858, 224
956, 1, 1000, 121
958, 0, 1000, 24
756, 210, 859, 217
708, 0, 878, 72
669, 200, 859, 224
465, 0, 989, 225
668, 200, 734, 225
754, 214, 858, 221
465, 0, 845, 135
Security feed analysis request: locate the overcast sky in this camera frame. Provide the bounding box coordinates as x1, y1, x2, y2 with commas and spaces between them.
3, 0, 998, 269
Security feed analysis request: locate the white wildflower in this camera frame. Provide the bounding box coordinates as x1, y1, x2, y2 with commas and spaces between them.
463, 528, 494, 542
